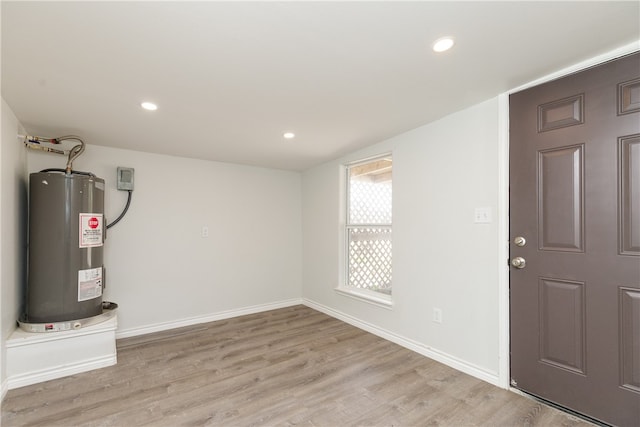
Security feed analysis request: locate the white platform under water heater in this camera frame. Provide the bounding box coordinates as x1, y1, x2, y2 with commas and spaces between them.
6, 316, 117, 389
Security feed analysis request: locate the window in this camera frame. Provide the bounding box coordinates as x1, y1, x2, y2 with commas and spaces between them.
342, 155, 392, 301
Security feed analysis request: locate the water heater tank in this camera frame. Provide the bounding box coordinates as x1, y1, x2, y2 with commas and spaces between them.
26, 171, 105, 323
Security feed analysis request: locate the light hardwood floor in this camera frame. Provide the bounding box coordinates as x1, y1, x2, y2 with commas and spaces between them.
2, 305, 593, 426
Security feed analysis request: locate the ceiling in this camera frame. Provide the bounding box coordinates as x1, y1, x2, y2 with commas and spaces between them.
2, 2, 639, 171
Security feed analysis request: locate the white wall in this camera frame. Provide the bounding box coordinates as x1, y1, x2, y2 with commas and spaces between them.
302, 98, 501, 381
27, 145, 302, 335
1, 99, 28, 397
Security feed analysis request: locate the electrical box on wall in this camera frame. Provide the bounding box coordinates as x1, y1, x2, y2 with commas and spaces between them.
117, 167, 134, 191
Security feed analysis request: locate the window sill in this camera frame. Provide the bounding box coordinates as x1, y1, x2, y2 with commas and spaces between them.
334, 287, 393, 310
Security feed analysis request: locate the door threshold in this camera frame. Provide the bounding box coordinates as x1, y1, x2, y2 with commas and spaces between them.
510, 388, 610, 427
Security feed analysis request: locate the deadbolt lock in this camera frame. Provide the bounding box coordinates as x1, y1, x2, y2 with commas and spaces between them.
511, 257, 526, 269
514, 236, 526, 247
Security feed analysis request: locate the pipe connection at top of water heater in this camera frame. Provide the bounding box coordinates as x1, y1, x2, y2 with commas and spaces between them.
22, 134, 85, 174
59, 135, 85, 173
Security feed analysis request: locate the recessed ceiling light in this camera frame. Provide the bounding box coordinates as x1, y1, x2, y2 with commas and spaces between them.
141, 102, 158, 111
432, 37, 455, 53
283, 132, 295, 139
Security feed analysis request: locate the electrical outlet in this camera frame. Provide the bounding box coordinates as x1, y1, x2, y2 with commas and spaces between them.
201, 226, 209, 238
433, 308, 443, 324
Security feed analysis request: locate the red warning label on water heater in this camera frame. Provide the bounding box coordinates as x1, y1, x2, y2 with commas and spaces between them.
79, 213, 104, 248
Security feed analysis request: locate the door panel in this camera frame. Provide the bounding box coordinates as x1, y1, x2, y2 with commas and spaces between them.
537, 144, 584, 252
538, 93, 584, 132
619, 134, 640, 255
618, 78, 640, 114
510, 52, 640, 427
620, 287, 640, 393
538, 277, 586, 374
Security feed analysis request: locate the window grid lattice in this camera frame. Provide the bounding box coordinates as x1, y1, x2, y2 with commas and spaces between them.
347, 174, 392, 294
349, 180, 392, 224
348, 227, 392, 294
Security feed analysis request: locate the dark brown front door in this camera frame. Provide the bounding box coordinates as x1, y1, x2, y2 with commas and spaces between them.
510, 52, 640, 426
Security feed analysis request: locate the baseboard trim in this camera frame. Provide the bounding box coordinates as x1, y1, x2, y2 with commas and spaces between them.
116, 298, 304, 339
303, 298, 501, 387
7, 354, 117, 390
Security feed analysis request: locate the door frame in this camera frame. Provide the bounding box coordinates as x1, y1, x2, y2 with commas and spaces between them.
496, 40, 640, 389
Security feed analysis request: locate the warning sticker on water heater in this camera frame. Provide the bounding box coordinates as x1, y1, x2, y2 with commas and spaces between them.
78, 267, 103, 302
79, 213, 103, 248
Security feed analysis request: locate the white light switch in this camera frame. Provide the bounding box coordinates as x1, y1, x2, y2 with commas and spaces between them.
474, 207, 492, 224
201, 226, 209, 238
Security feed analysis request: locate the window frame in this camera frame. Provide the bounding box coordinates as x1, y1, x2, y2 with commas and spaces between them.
336, 153, 393, 308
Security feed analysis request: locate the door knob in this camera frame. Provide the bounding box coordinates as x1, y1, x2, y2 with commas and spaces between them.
511, 257, 526, 269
